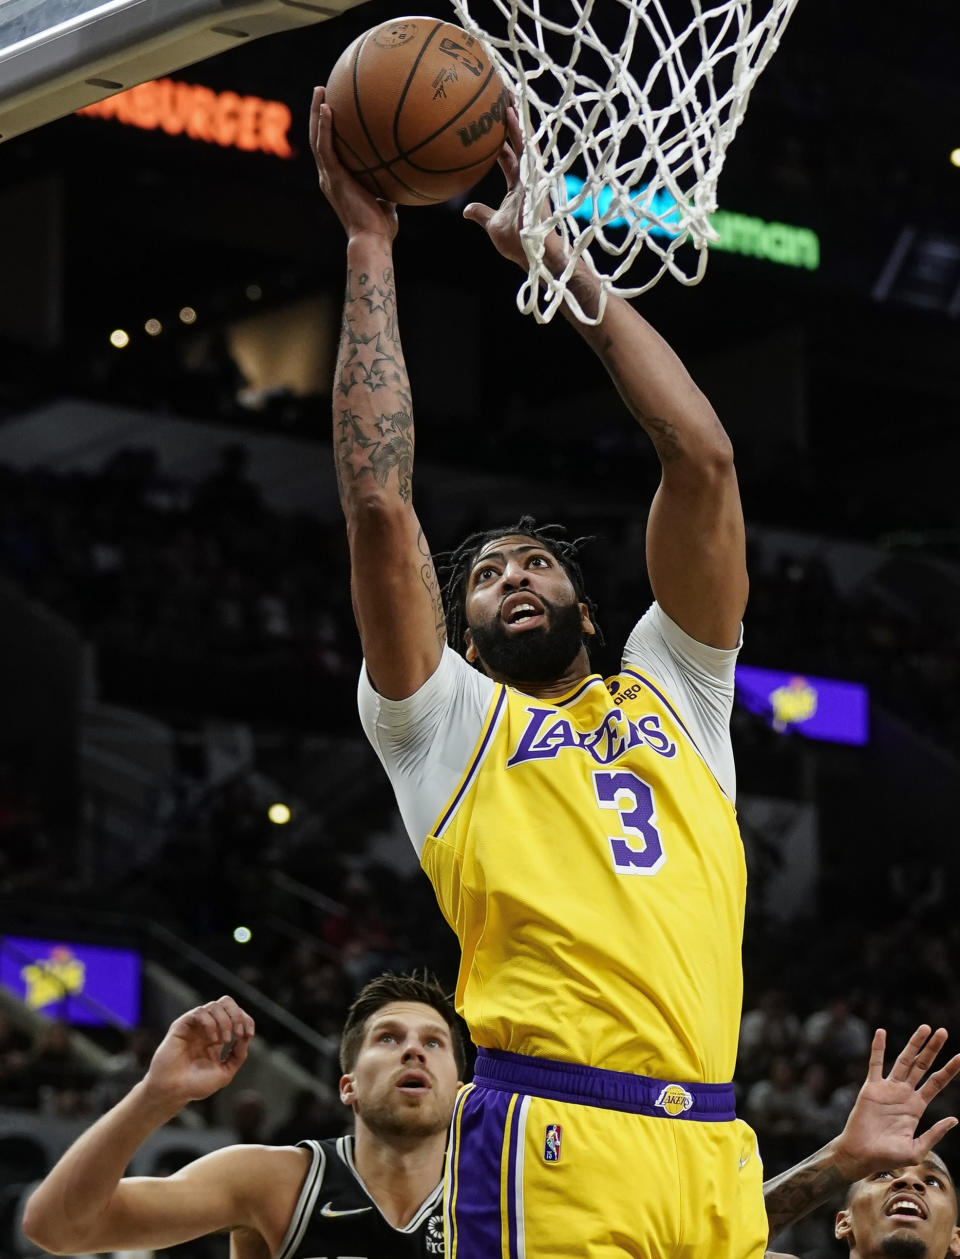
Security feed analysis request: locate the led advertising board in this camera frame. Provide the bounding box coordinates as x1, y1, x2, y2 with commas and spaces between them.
0, 935, 141, 1028
736, 664, 869, 745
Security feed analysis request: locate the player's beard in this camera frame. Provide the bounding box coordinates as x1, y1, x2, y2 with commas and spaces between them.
880, 1235, 928, 1259
355, 1094, 448, 1141
468, 597, 586, 683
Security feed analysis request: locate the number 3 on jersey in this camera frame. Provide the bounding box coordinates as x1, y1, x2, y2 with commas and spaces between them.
593, 769, 665, 875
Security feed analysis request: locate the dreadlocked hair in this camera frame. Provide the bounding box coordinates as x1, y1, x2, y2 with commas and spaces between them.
438, 515, 604, 662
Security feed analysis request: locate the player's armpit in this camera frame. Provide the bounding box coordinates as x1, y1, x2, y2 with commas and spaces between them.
230, 1221, 275, 1259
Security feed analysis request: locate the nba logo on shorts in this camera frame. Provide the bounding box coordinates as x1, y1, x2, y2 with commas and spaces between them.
543, 1123, 562, 1162
655, 1084, 694, 1117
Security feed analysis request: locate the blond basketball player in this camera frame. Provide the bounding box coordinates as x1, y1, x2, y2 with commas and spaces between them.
311, 89, 757, 1259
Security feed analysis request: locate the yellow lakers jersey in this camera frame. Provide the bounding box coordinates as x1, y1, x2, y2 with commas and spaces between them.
420, 666, 746, 1082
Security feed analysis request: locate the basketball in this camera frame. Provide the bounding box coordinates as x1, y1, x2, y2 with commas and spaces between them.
324, 16, 509, 206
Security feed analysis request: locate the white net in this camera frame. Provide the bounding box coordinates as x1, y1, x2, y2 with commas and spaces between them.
449, 0, 800, 322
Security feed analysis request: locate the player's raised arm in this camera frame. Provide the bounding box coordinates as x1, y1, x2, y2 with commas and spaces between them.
310, 88, 446, 699
762, 1025, 960, 1238
21, 998, 284, 1256
464, 110, 747, 649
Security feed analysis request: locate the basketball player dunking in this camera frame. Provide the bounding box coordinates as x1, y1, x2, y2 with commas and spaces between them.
311, 90, 762, 1259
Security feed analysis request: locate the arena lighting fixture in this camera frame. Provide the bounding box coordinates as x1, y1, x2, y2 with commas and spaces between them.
178, 306, 196, 324
109, 328, 129, 348
233, 926, 253, 944
267, 803, 291, 825
144, 318, 161, 335
951, 148, 960, 169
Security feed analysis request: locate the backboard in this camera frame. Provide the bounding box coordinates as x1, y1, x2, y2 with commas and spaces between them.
0, 0, 369, 142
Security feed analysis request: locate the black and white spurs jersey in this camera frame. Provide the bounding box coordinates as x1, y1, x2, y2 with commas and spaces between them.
275, 1136, 445, 1259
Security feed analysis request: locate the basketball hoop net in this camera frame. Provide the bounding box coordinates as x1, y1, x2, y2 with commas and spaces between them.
449, 0, 800, 323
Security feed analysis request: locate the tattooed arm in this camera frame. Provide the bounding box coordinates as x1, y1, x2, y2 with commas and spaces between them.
464, 110, 746, 648
310, 88, 445, 698
764, 1145, 852, 1239
764, 1026, 960, 1238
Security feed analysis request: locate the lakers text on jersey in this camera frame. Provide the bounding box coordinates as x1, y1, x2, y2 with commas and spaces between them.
422, 666, 746, 1082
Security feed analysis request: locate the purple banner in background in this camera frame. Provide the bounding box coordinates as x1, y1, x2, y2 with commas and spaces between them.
0, 936, 141, 1028
735, 665, 869, 746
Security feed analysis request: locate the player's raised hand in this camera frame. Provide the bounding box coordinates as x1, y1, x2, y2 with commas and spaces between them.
309, 87, 398, 243
142, 997, 255, 1107
832, 1025, 960, 1180
463, 105, 533, 269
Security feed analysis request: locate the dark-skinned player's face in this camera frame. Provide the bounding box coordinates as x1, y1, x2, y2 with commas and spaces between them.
836, 1161, 960, 1259
462, 536, 594, 683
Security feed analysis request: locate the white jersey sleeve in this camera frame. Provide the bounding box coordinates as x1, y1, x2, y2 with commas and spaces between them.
622, 602, 742, 800
357, 647, 497, 856
358, 605, 742, 853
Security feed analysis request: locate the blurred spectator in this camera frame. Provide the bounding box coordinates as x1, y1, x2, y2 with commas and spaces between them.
744, 1055, 806, 1172
322, 874, 395, 990
28, 1021, 94, 1116
827, 1056, 868, 1137
93, 1027, 159, 1112
795, 1061, 837, 1147
268, 1087, 347, 1146
739, 988, 801, 1083
0, 458, 356, 729
229, 1089, 267, 1145
802, 997, 871, 1070
0, 1011, 31, 1062
0, 1011, 34, 1109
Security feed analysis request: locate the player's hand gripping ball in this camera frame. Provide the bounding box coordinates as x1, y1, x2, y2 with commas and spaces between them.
324, 15, 509, 206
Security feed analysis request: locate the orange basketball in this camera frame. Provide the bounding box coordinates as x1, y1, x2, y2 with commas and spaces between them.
324, 15, 509, 206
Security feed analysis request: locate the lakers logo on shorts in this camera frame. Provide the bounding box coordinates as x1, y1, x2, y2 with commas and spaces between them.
543, 1123, 562, 1161
654, 1084, 694, 1116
